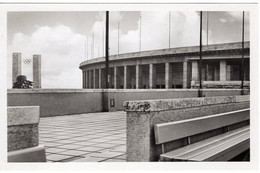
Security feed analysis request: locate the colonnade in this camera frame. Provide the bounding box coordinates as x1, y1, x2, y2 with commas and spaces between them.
83, 59, 249, 89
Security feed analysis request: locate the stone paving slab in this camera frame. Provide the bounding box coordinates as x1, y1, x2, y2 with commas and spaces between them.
39, 111, 126, 162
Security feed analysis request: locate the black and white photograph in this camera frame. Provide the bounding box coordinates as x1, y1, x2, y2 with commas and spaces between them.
0, 1, 258, 173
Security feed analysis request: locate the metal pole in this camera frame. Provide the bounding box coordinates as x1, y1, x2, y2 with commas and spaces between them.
139, 14, 141, 52
169, 11, 171, 49
207, 12, 209, 45
103, 27, 104, 57
92, 32, 95, 59
105, 11, 109, 89
118, 22, 120, 55
84, 39, 86, 60
241, 11, 245, 95
198, 11, 203, 97
86, 37, 88, 60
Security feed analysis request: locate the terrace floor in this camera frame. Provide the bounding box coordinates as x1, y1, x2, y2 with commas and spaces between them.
39, 111, 126, 162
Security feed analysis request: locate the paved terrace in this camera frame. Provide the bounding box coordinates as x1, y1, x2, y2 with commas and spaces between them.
39, 111, 126, 162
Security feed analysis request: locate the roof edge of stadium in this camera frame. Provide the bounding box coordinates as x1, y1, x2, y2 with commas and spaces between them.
79, 41, 250, 68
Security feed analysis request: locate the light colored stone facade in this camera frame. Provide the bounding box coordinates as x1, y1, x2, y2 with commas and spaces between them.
80, 42, 250, 89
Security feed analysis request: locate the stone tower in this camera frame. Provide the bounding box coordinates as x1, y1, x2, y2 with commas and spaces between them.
33, 55, 41, 88
12, 53, 22, 85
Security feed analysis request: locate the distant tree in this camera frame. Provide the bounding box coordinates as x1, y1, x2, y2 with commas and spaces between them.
13, 75, 33, 89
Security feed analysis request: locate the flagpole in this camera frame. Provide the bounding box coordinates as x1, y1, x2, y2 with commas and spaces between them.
241, 11, 245, 95
118, 22, 120, 55
105, 11, 109, 89
207, 12, 209, 45
198, 11, 203, 97
86, 36, 88, 60
139, 14, 141, 52
169, 11, 171, 49
92, 32, 95, 59
84, 39, 86, 60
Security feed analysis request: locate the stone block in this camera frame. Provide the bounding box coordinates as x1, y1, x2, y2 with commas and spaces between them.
8, 124, 38, 151
8, 106, 39, 126
8, 145, 46, 162
235, 95, 250, 102
7, 106, 40, 151
125, 95, 250, 161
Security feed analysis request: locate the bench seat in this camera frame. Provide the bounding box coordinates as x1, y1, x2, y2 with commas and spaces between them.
160, 125, 250, 161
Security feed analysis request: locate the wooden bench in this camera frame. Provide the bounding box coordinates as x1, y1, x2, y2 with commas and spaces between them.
154, 108, 250, 161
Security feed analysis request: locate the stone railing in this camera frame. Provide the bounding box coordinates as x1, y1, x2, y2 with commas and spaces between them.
123, 95, 250, 161
191, 80, 250, 89
8, 106, 46, 162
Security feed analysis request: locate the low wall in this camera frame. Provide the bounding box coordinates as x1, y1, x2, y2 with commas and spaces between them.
106, 89, 249, 111
123, 95, 250, 161
8, 88, 249, 117
8, 106, 40, 151
8, 89, 103, 117
8, 106, 46, 162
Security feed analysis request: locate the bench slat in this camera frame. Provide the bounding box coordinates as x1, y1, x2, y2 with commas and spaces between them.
160, 126, 249, 161
190, 132, 249, 161
155, 109, 249, 144
160, 125, 249, 160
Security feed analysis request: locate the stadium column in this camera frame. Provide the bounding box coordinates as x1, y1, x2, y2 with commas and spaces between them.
165, 62, 172, 89
33, 55, 41, 88
220, 60, 227, 81
192, 61, 198, 82
149, 64, 155, 89
89, 70, 92, 88
99, 69, 102, 89
85, 71, 88, 89
82, 71, 85, 88
183, 61, 188, 88
136, 65, 139, 89
124, 66, 127, 89
93, 69, 96, 89
12, 53, 22, 85
114, 67, 117, 89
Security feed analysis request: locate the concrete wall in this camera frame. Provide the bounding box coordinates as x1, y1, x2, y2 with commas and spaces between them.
8, 89, 249, 117
8, 106, 40, 151
8, 106, 46, 162
106, 89, 249, 112
123, 95, 250, 161
8, 89, 103, 117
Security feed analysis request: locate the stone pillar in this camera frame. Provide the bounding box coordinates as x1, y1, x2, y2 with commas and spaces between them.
124, 66, 127, 89
99, 69, 102, 89
192, 61, 198, 81
227, 65, 231, 81
88, 70, 92, 88
183, 61, 188, 88
86, 71, 88, 88
33, 55, 41, 88
149, 64, 155, 89
93, 70, 96, 89
82, 71, 85, 88
136, 65, 139, 89
12, 53, 22, 85
220, 60, 227, 81
114, 67, 117, 89
165, 63, 172, 89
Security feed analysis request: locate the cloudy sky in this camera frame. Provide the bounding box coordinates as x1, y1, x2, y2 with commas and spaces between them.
7, 11, 249, 89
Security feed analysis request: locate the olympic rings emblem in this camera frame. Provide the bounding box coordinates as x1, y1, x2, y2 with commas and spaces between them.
23, 59, 31, 64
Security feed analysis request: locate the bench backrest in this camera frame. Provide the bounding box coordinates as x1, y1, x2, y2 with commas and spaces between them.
154, 108, 250, 145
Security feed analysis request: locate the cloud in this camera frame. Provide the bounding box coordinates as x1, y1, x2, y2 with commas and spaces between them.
8, 25, 86, 88
8, 11, 250, 89
110, 11, 201, 54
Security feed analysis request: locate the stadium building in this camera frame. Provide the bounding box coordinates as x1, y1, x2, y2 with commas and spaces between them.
79, 41, 250, 89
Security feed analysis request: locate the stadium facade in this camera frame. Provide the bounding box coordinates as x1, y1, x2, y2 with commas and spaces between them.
79, 41, 250, 89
